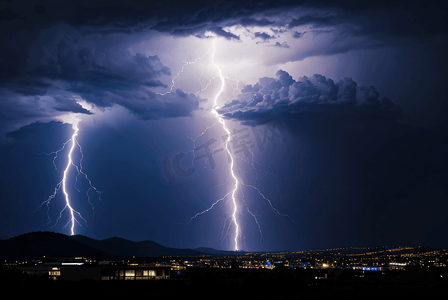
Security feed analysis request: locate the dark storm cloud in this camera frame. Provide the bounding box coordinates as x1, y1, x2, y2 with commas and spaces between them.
26, 26, 171, 93
0, 94, 48, 123
273, 41, 290, 48
1, 1, 446, 72
4, 121, 72, 141
0, 18, 201, 127
0, 78, 52, 96
2, 0, 447, 35
289, 12, 340, 28
287, 2, 448, 42
118, 89, 201, 120
254, 32, 275, 41
240, 17, 275, 27
0, 0, 444, 129
292, 31, 306, 38
0, 0, 250, 38
52, 97, 93, 115
208, 26, 240, 40
218, 70, 404, 123
1, 0, 445, 40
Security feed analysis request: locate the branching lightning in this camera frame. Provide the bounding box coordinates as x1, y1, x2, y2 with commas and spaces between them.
159, 51, 211, 96
209, 39, 241, 251
165, 36, 295, 251
35, 122, 102, 236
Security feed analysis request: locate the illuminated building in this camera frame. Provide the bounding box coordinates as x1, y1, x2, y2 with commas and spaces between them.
101, 266, 170, 281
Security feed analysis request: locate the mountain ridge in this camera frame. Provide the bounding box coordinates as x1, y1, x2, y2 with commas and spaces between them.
0, 231, 113, 260
0, 231, 206, 260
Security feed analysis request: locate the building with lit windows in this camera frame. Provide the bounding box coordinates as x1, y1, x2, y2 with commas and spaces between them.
49, 265, 171, 281
100, 266, 170, 280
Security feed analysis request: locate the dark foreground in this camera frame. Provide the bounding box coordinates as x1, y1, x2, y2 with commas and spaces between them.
2, 266, 447, 299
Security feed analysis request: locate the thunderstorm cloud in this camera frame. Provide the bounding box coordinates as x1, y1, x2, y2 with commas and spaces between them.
0, 15, 202, 137
218, 70, 404, 124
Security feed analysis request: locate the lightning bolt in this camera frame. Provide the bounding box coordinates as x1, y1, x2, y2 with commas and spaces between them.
159, 51, 211, 96
165, 37, 295, 251
209, 39, 240, 251
176, 40, 240, 251
185, 122, 217, 173
35, 122, 101, 236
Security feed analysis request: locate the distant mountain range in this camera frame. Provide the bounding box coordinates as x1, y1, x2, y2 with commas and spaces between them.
0, 232, 241, 260
1, 232, 436, 262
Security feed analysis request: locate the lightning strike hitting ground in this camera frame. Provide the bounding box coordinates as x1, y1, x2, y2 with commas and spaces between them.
209, 39, 240, 251
175, 39, 241, 251
35, 123, 101, 236
165, 37, 294, 251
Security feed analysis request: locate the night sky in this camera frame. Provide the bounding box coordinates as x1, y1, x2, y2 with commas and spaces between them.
0, 0, 447, 252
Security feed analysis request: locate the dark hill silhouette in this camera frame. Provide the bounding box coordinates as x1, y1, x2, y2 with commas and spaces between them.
0, 232, 205, 260
70, 235, 204, 257
0, 231, 113, 260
